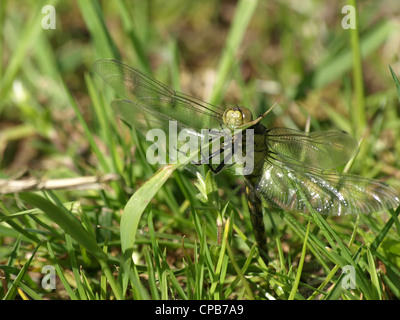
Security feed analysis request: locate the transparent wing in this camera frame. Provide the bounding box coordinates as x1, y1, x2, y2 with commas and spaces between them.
266, 128, 358, 170
112, 99, 202, 138
113, 99, 229, 167
94, 59, 224, 132
255, 156, 400, 215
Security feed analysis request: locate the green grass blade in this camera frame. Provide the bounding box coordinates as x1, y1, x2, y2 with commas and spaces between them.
85, 72, 123, 175
63, 79, 111, 173
288, 221, 310, 300
19, 192, 107, 262
389, 65, 400, 103
322, 21, 392, 89
120, 164, 179, 253
47, 241, 78, 300
372, 250, 400, 299
77, 0, 120, 58
0, 202, 41, 244
324, 272, 345, 300
348, 0, 366, 138
115, 0, 150, 72
210, 0, 258, 105
144, 247, 160, 300
4, 241, 42, 300
17, 282, 43, 300
65, 233, 88, 300
0, 1, 47, 107
225, 234, 255, 299
370, 207, 400, 251
100, 239, 109, 300
366, 247, 382, 300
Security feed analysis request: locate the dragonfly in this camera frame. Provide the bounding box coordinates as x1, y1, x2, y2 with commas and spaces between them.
94, 58, 400, 258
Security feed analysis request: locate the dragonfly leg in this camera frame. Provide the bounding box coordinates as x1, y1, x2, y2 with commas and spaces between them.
192, 130, 232, 164
188, 142, 236, 174
190, 147, 224, 166
206, 150, 235, 174
173, 144, 228, 169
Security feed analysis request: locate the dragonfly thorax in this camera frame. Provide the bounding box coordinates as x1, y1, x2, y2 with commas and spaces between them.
222, 107, 253, 130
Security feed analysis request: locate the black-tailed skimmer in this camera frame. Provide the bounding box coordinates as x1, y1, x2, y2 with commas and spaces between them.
94, 59, 400, 258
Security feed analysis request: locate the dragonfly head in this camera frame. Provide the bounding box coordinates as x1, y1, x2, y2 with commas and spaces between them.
223, 107, 253, 130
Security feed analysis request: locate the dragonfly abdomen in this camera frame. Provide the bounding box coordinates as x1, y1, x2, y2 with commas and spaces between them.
245, 180, 269, 260
243, 122, 270, 260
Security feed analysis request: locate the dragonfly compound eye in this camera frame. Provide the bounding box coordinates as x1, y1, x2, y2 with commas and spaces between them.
223, 107, 254, 129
